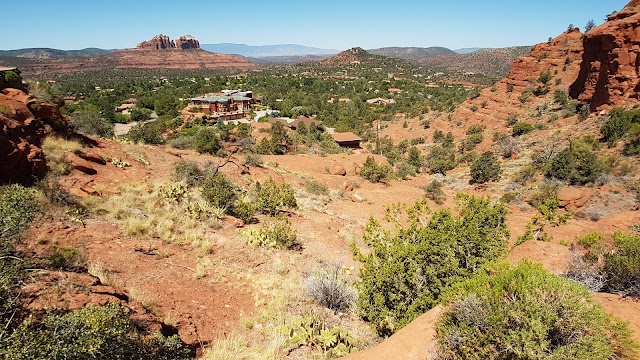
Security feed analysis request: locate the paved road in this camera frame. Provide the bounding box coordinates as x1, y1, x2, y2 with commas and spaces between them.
113, 111, 158, 136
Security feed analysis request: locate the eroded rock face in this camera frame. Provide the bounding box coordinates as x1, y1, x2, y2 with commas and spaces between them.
136, 34, 175, 50
175, 35, 200, 49
569, 0, 640, 109
449, 29, 584, 148
136, 34, 201, 50
0, 88, 68, 185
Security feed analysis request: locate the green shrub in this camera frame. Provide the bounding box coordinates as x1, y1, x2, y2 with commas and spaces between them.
603, 232, 640, 297
2, 303, 191, 360
193, 127, 223, 155
511, 122, 534, 136
0, 184, 38, 240
232, 200, 256, 223
254, 178, 297, 215
243, 216, 297, 249
465, 125, 484, 136
470, 152, 501, 184
201, 174, 237, 212
601, 108, 640, 146
305, 179, 329, 196
44, 246, 86, 272
70, 111, 113, 138
623, 123, 640, 156
538, 69, 553, 84
427, 146, 456, 175
395, 161, 417, 180
433, 130, 445, 143
421, 180, 445, 205
357, 195, 509, 336
437, 261, 637, 360
172, 160, 205, 186
460, 133, 483, 151
546, 144, 603, 185
360, 156, 392, 183
407, 147, 423, 169
127, 123, 164, 144
244, 152, 264, 167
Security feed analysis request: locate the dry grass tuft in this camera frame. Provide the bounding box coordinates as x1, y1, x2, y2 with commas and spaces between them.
41, 136, 83, 176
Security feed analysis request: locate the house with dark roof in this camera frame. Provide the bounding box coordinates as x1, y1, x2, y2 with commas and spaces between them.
331, 132, 362, 148
289, 116, 322, 130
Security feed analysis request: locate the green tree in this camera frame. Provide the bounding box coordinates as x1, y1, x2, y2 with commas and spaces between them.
70, 110, 113, 138
360, 156, 392, 183
427, 146, 456, 175
357, 195, 509, 336
470, 152, 501, 184
193, 127, 222, 155
585, 19, 596, 32
407, 147, 424, 169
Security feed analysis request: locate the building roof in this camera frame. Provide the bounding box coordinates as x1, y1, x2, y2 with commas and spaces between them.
191, 95, 252, 103
331, 132, 362, 142
267, 117, 294, 126
116, 103, 136, 111
290, 116, 322, 129
0, 66, 17, 72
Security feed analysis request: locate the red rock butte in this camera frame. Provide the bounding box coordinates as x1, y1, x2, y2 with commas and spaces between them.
570, 0, 640, 109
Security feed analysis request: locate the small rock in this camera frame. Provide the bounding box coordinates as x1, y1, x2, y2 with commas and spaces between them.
78, 151, 107, 165
351, 193, 364, 203
344, 182, 355, 192
80, 185, 99, 196
330, 165, 347, 176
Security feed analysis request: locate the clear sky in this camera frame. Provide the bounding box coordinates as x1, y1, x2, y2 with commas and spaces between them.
1, 0, 629, 51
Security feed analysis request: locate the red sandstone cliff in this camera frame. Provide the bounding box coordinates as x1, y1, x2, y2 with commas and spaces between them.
569, 0, 640, 110
136, 34, 175, 50
449, 29, 584, 142
175, 35, 200, 50
0, 88, 69, 184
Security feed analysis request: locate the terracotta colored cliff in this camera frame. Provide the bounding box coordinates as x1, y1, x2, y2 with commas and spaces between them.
136, 34, 175, 50
0, 88, 68, 185
570, 0, 640, 109
449, 29, 583, 143
175, 35, 200, 49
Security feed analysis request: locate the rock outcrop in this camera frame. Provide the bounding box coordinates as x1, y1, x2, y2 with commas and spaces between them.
175, 35, 200, 49
0, 88, 68, 185
449, 29, 584, 144
136, 34, 175, 50
570, 0, 640, 110
136, 34, 200, 50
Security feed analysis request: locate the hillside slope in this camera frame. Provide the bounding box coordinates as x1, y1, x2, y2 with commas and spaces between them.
368, 46, 456, 60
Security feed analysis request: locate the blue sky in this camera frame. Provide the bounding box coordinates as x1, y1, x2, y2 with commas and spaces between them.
1, 0, 629, 50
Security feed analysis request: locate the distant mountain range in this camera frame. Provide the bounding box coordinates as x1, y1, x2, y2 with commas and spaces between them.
454, 48, 482, 54
0, 48, 115, 59
200, 43, 338, 58
368, 47, 456, 60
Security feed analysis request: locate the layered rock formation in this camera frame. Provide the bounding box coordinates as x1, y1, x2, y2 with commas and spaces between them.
136, 34, 175, 50
570, 0, 640, 110
0, 88, 68, 185
136, 34, 200, 50
175, 35, 200, 49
